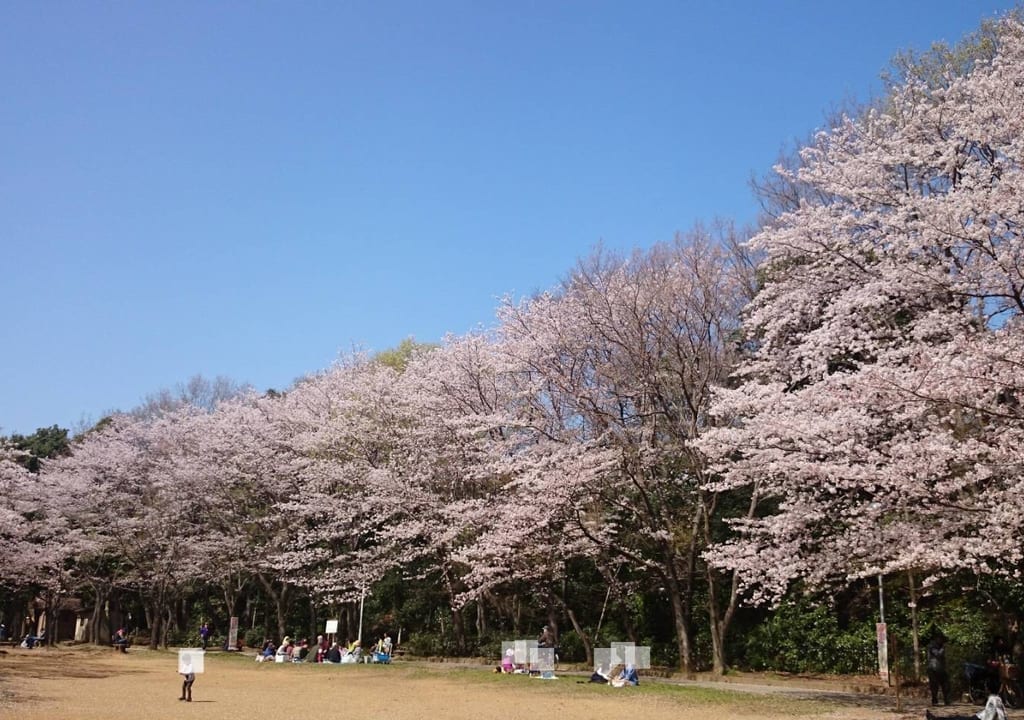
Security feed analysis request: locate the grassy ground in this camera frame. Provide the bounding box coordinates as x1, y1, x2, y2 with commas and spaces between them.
0, 645, 928, 720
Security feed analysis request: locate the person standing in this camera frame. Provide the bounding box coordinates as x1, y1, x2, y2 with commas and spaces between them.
927, 632, 951, 706
538, 625, 554, 648
179, 653, 195, 702
199, 622, 211, 650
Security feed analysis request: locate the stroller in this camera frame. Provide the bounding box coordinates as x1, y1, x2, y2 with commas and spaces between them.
965, 662, 990, 704
964, 661, 1023, 708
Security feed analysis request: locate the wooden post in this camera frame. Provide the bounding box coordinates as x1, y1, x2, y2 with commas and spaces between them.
891, 631, 903, 713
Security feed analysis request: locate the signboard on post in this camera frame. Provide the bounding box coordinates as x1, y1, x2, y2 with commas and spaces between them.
876, 622, 889, 684
325, 619, 339, 635
228, 616, 238, 651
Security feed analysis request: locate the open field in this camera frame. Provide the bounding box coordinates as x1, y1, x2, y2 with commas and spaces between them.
0, 645, 933, 720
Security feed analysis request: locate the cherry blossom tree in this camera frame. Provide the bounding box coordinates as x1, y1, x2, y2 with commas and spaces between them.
266, 357, 406, 613
50, 410, 218, 647
0, 440, 88, 644
0, 444, 36, 586
184, 392, 308, 640
494, 228, 752, 673
276, 338, 524, 649
701, 20, 1024, 604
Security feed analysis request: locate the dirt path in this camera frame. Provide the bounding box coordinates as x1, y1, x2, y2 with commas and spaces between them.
0, 646, 941, 720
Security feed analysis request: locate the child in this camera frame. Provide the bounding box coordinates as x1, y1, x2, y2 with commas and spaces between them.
179, 653, 195, 702
256, 639, 275, 662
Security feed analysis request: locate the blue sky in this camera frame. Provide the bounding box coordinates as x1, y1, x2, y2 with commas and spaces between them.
1, 0, 1016, 435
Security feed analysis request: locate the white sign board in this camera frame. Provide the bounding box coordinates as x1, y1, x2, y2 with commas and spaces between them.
178, 648, 205, 674
325, 619, 339, 635
228, 616, 239, 650
514, 639, 538, 664
529, 646, 555, 672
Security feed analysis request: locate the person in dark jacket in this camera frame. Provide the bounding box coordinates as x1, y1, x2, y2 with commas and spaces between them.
927, 632, 950, 706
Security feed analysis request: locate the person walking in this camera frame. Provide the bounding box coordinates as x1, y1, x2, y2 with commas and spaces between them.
199, 622, 211, 650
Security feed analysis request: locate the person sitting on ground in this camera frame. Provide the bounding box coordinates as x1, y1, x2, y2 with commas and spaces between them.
113, 627, 129, 653
926, 675, 1006, 720
326, 642, 342, 664
342, 640, 361, 663
499, 648, 515, 674
256, 639, 276, 662
294, 639, 309, 662
372, 635, 391, 663
610, 664, 639, 688
275, 636, 294, 662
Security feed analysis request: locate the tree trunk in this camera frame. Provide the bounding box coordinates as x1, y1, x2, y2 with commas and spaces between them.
705, 572, 731, 675
309, 596, 318, 647
221, 573, 247, 623
475, 601, 487, 639
440, 561, 466, 653
256, 574, 291, 641
147, 600, 162, 649
683, 505, 701, 639
664, 571, 692, 674
553, 594, 593, 666
162, 604, 174, 648
450, 605, 466, 654
619, 600, 639, 644
42, 594, 54, 646
703, 485, 760, 675
908, 571, 921, 681
275, 592, 288, 641
90, 586, 109, 645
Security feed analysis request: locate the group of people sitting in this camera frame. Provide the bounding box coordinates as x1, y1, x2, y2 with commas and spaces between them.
255, 636, 309, 663
19, 631, 45, 649
591, 663, 640, 687
256, 634, 393, 665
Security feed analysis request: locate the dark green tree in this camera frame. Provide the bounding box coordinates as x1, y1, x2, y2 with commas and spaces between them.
7, 425, 70, 473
